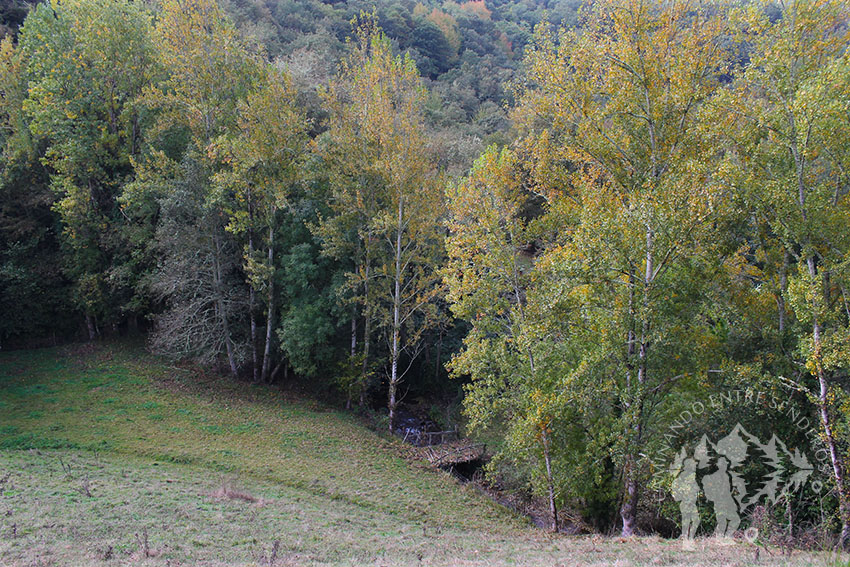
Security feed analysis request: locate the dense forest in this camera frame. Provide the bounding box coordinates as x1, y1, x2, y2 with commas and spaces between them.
2, 0, 850, 545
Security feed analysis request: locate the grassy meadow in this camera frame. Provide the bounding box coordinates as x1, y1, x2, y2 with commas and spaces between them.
0, 342, 845, 566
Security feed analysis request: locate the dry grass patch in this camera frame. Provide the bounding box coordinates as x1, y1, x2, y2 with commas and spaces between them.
211, 478, 262, 504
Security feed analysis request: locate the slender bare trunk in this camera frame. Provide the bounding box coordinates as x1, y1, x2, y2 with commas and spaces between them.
271, 360, 283, 382
622, 228, 652, 537
246, 195, 257, 379
360, 310, 371, 407
542, 429, 559, 533
621, 268, 639, 538
248, 202, 259, 382
260, 223, 274, 383
221, 317, 237, 378
621, 459, 639, 537
388, 198, 404, 434
639, 228, 652, 384
213, 233, 238, 379
86, 313, 97, 341
808, 255, 850, 546
626, 268, 636, 387
360, 244, 372, 408
249, 286, 258, 381
388, 348, 398, 433
348, 305, 357, 409
350, 307, 358, 360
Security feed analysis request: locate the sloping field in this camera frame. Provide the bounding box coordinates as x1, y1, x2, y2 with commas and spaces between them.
0, 343, 841, 566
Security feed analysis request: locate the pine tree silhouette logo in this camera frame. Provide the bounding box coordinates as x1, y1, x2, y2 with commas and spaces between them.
670, 424, 814, 539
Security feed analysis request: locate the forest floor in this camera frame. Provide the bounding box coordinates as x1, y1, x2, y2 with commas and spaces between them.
0, 342, 845, 566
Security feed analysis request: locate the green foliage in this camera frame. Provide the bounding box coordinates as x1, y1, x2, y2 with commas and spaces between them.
276, 219, 342, 379
315, 18, 445, 421
0, 38, 74, 344
707, 0, 850, 536
15, 0, 158, 333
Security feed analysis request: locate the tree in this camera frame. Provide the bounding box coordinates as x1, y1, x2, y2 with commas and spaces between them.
17, 0, 156, 338
317, 18, 443, 428
145, 153, 247, 367
314, 22, 386, 405
211, 70, 310, 382
464, 0, 733, 535
133, 0, 264, 376
0, 35, 73, 348
710, 0, 850, 544
445, 147, 585, 532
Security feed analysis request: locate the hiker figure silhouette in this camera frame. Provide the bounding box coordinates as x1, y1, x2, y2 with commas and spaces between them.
702, 456, 740, 537
671, 455, 700, 539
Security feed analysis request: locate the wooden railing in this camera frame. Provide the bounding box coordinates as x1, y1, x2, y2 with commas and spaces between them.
426, 443, 487, 467
401, 428, 458, 446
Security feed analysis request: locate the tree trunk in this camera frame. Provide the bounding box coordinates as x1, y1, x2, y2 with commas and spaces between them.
249, 284, 258, 381
348, 305, 357, 410
808, 255, 850, 547
86, 313, 97, 341
221, 308, 237, 379
388, 198, 404, 434
248, 205, 259, 383
622, 228, 652, 537
542, 429, 559, 533
350, 307, 358, 360
621, 460, 639, 537
260, 223, 275, 383
213, 233, 238, 379
360, 253, 371, 408
271, 360, 283, 382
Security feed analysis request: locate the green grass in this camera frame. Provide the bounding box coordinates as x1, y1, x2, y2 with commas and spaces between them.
0, 342, 844, 566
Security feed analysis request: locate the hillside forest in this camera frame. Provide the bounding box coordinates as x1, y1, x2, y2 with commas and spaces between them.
3, 0, 850, 543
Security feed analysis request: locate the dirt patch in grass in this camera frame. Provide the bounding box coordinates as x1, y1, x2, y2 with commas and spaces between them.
211, 479, 262, 504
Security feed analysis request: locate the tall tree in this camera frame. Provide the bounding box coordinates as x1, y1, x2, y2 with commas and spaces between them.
133, 0, 264, 376
0, 35, 72, 347
503, 0, 732, 535
317, 18, 443, 428
211, 70, 310, 382
17, 0, 156, 338
710, 0, 850, 544
445, 147, 587, 532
